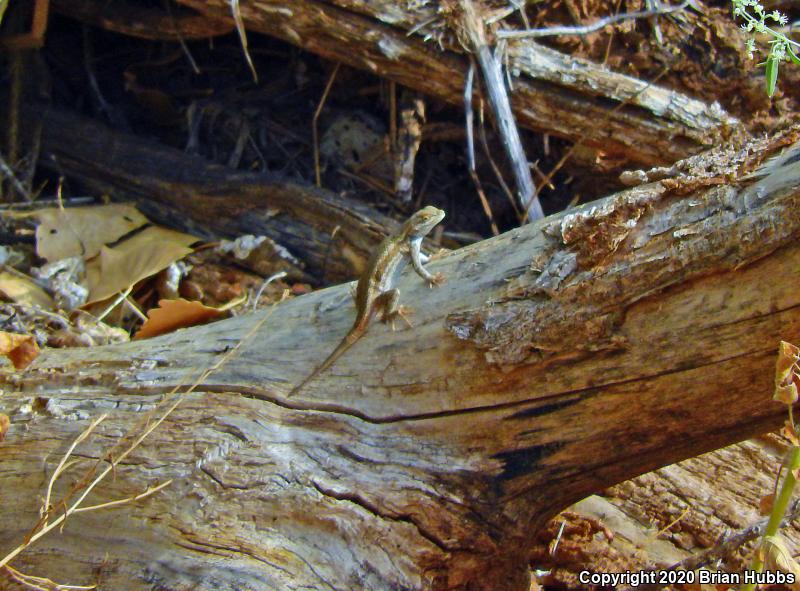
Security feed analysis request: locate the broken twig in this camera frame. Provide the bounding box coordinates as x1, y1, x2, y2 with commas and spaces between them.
453, 0, 544, 221
496, 0, 692, 39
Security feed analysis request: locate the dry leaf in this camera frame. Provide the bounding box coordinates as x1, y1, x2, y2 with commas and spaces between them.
775, 341, 800, 404
134, 298, 225, 340
763, 534, 800, 590
776, 341, 799, 377
0, 331, 39, 369
84, 226, 198, 304
30, 204, 148, 262
0, 413, 9, 442
775, 382, 799, 405
0, 270, 55, 310
782, 421, 800, 446
759, 493, 775, 516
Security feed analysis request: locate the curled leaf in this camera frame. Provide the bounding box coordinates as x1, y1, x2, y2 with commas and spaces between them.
763, 534, 800, 582
84, 226, 198, 304
134, 299, 225, 340
774, 341, 800, 404
781, 421, 800, 446
775, 382, 798, 405
0, 331, 39, 369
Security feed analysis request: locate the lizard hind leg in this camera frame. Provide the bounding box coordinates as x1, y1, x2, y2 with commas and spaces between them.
376, 289, 413, 330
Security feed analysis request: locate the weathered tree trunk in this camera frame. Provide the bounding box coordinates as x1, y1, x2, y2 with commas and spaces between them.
51, 0, 740, 167
2, 128, 799, 590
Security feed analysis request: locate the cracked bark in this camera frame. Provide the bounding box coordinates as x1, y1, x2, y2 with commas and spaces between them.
2, 127, 800, 589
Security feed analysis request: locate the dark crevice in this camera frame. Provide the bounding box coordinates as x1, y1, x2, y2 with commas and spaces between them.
10, 314, 787, 427
308, 479, 456, 555
199, 465, 252, 490
170, 524, 296, 579
196, 340, 778, 424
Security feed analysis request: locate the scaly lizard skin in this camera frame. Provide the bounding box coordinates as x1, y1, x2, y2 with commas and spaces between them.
288, 206, 445, 397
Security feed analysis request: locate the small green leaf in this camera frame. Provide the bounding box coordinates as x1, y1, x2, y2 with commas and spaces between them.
788, 47, 800, 67
765, 55, 779, 96
0, 0, 7, 27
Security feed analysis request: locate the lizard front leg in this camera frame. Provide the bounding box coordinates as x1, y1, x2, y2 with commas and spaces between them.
409, 237, 445, 286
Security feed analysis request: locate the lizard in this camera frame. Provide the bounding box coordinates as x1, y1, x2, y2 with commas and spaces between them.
288, 205, 446, 397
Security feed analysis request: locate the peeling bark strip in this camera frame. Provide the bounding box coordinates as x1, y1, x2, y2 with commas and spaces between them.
447, 128, 800, 364
159, 0, 738, 166
2, 129, 800, 589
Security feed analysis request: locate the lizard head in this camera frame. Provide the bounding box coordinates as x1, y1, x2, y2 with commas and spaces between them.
405, 206, 445, 238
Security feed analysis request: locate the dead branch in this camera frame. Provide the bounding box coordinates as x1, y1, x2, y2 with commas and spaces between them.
50, 0, 233, 41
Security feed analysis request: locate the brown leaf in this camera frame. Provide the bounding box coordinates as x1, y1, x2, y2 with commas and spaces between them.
763, 535, 800, 590
776, 341, 800, 376
759, 493, 775, 516
0, 331, 39, 369
84, 226, 198, 304
29, 204, 148, 262
774, 341, 800, 404
0, 413, 9, 442
782, 421, 800, 446
134, 298, 226, 340
0, 270, 55, 310
775, 382, 799, 405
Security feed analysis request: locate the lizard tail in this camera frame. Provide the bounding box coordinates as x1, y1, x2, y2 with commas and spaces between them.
287, 332, 359, 397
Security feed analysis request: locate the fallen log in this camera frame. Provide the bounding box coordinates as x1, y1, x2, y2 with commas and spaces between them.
34, 106, 398, 283
50, 0, 741, 167
1, 127, 799, 589
50, 0, 234, 41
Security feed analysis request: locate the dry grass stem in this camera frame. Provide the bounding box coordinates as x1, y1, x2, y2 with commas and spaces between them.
1, 302, 279, 572
230, 0, 258, 82
313, 62, 341, 187
95, 287, 132, 322
4, 564, 97, 591
496, 0, 692, 39
73, 479, 173, 514
42, 413, 108, 523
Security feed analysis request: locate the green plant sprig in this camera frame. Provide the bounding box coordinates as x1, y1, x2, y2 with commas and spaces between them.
732, 0, 800, 95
